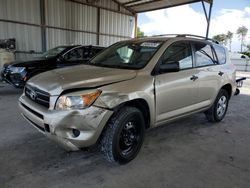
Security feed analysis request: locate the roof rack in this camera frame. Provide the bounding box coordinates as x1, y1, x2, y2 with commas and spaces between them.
176, 34, 219, 44
150, 34, 219, 44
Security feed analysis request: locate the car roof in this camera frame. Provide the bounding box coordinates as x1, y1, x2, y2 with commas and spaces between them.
55, 45, 105, 49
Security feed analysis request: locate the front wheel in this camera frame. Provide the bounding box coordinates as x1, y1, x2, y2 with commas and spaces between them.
205, 89, 229, 122
100, 106, 145, 164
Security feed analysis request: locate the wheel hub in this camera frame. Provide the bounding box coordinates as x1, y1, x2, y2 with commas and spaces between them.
119, 121, 140, 155
122, 122, 136, 146
217, 95, 227, 117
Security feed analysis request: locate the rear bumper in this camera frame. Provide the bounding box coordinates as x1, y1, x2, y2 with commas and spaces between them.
19, 94, 113, 151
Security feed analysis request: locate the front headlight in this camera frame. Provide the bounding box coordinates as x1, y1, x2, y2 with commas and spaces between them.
10, 66, 25, 73
55, 90, 102, 110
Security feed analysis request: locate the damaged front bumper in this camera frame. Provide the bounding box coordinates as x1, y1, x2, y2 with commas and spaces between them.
19, 94, 113, 151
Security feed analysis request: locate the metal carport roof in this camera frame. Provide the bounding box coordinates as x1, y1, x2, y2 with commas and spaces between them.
113, 0, 213, 38
115, 0, 213, 13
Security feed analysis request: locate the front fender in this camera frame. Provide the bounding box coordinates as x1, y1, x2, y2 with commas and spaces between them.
93, 75, 156, 127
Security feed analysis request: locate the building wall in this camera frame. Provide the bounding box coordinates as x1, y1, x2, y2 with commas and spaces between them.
0, 0, 136, 60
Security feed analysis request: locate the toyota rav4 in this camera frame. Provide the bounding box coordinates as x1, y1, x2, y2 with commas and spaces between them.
19, 35, 236, 164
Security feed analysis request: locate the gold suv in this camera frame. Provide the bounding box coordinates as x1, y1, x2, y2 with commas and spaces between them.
19, 35, 236, 164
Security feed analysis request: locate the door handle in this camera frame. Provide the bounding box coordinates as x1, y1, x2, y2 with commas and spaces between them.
190, 75, 198, 81
218, 71, 224, 76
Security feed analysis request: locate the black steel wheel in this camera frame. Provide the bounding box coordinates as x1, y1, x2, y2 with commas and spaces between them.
100, 106, 145, 164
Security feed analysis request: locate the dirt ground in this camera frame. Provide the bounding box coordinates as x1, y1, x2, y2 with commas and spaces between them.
0, 72, 250, 188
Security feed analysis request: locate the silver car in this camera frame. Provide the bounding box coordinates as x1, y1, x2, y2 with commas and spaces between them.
19, 35, 236, 164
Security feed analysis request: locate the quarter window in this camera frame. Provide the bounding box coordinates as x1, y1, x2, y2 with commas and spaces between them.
194, 43, 216, 67
161, 42, 193, 70
213, 45, 226, 64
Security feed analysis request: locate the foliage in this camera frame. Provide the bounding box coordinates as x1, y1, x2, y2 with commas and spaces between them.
236, 26, 248, 52
241, 51, 250, 58
212, 34, 227, 45
226, 31, 233, 51
136, 27, 145, 38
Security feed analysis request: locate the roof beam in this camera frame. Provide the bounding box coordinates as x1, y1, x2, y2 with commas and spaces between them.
120, 0, 213, 13
127, 0, 206, 13
111, 0, 136, 15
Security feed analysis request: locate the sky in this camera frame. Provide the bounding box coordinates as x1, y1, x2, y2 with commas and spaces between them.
138, 0, 250, 52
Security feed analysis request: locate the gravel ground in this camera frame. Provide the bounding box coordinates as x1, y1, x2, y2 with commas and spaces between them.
0, 72, 250, 188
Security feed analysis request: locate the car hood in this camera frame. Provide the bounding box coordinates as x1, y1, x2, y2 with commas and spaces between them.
27, 65, 137, 95
7, 57, 54, 67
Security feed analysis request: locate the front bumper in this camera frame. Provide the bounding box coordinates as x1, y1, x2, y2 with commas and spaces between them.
1, 70, 26, 88
19, 94, 113, 151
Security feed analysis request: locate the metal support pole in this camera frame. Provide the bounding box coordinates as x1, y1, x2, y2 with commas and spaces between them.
97, 7, 100, 45
206, 2, 213, 39
201, 1, 208, 22
40, 0, 46, 52
134, 14, 138, 38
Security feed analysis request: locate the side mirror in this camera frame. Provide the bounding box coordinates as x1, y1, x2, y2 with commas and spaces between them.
159, 61, 180, 73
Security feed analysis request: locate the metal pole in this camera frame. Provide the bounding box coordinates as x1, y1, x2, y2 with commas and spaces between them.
40, 0, 46, 52
96, 7, 100, 45
201, 1, 208, 22
206, 2, 213, 39
134, 14, 138, 38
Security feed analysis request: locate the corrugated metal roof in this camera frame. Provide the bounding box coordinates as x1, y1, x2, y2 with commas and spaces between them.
116, 0, 213, 13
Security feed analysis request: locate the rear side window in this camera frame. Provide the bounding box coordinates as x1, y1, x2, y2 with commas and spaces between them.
194, 43, 216, 67
213, 45, 226, 64
161, 42, 193, 70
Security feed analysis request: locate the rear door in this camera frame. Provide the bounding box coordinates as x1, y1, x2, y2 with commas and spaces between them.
155, 41, 199, 124
192, 41, 222, 107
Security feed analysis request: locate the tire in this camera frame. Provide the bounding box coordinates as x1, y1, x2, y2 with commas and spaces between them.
100, 106, 145, 164
205, 89, 229, 122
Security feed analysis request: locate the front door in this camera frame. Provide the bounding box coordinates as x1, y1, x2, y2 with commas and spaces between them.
155, 41, 199, 124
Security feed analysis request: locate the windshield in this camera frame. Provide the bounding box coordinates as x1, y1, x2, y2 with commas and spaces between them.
90, 40, 163, 69
41, 46, 67, 58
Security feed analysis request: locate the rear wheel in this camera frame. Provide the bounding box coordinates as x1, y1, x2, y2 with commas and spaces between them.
100, 106, 145, 164
205, 89, 229, 122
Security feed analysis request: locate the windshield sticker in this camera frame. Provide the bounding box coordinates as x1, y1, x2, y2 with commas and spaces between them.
141, 42, 160, 48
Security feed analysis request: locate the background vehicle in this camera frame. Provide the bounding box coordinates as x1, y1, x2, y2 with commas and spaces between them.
1, 45, 104, 88
19, 35, 236, 164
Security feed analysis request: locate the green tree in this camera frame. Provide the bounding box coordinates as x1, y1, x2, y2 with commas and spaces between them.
246, 44, 250, 51
136, 27, 145, 38
226, 31, 233, 52
212, 34, 227, 45
236, 26, 248, 52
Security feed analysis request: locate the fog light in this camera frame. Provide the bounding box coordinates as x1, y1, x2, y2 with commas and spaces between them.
72, 129, 80, 137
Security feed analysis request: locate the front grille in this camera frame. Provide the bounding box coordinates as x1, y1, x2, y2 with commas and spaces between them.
25, 85, 50, 108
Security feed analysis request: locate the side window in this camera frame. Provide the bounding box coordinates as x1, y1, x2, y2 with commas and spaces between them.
161, 42, 193, 70
213, 45, 226, 64
64, 48, 84, 61
89, 48, 102, 58
194, 43, 216, 67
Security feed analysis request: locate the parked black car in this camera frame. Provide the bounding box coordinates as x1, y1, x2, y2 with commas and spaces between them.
1, 45, 104, 88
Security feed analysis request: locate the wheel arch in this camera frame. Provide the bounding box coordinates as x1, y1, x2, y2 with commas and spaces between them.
112, 99, 151, 130
221, 83, 232, 99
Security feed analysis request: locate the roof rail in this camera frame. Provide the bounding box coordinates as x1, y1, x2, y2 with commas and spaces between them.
176, 34, 219, 44
150, 34, 219, 44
